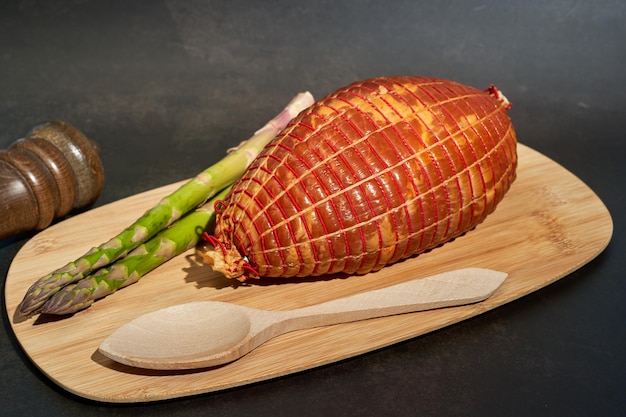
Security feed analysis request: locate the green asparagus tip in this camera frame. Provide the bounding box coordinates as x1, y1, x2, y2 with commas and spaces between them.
40, 284, 94, 315
18, 278, 63, 316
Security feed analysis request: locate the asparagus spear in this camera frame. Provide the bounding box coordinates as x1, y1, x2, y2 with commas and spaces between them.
41, 186, 231, 315
18, 92, 315, 316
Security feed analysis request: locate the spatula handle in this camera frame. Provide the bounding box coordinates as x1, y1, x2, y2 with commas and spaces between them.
279, 268, 507, 331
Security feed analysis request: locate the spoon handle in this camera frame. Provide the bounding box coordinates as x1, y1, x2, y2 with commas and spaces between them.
275, 268, 507, 332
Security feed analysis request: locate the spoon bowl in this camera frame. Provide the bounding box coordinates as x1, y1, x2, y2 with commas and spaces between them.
99, 268, 507, 370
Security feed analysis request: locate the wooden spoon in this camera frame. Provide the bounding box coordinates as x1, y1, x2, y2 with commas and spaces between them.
99, 268, 507, 370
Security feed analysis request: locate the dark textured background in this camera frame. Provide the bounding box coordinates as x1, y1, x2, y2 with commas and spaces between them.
1, 1, 624, 416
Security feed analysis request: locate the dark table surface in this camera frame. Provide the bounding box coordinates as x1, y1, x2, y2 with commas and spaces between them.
1, 1, 624, 416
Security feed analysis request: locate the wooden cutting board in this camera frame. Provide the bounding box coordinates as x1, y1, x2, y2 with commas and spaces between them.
4, 144, 613, 403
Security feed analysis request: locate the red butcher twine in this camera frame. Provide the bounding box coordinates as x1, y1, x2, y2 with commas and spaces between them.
199, 76, 518, 281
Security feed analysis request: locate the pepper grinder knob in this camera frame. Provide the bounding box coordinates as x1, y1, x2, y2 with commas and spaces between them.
0, 121, 104, 240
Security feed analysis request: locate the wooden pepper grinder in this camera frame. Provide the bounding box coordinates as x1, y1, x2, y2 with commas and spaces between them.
0, 121, 104, 240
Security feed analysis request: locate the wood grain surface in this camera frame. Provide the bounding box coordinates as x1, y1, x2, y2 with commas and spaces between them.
4, 143, 613, 403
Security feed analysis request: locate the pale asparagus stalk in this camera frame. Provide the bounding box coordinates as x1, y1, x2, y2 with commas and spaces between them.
18, 92, 314, 316
41, 186, 231, 315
